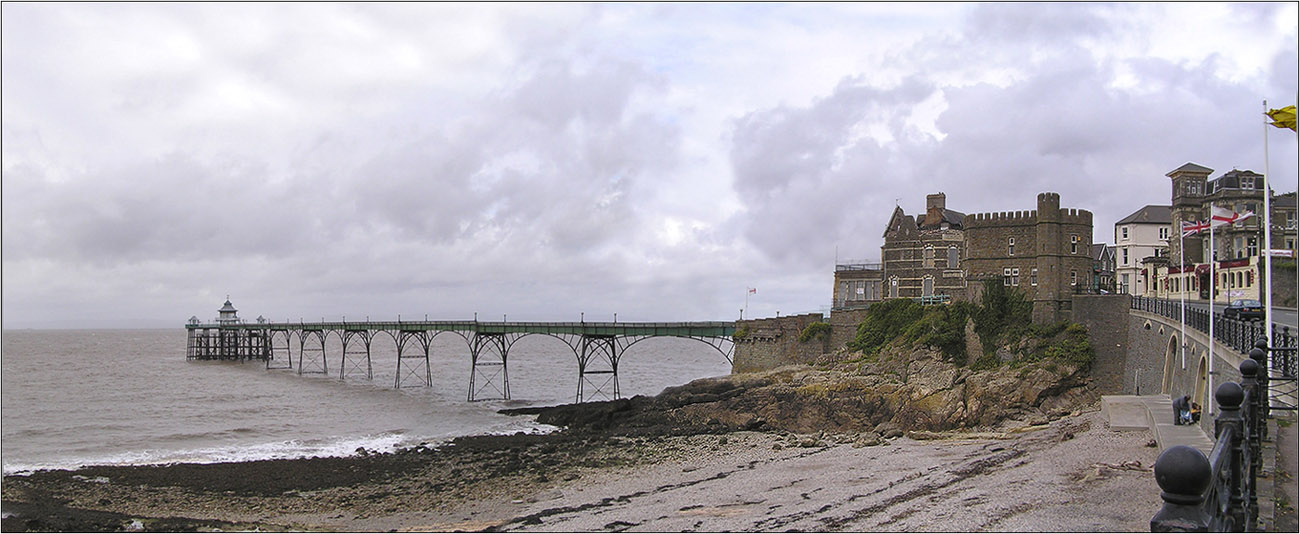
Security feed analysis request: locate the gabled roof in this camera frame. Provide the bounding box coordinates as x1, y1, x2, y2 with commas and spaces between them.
1090, 243, 1113, 260
1116, 205, 1171, 225
883, 206, 918, 238
920, 208, 966, 230
1166, 162, 1213, 177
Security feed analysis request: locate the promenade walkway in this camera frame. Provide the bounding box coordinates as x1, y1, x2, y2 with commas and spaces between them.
1103, 394, 1290, 530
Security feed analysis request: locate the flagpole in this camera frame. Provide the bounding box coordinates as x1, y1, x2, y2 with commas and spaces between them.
1262, 99, 1274, 349
1208, 213, 1215, 416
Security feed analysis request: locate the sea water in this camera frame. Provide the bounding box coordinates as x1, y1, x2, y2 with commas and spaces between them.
1, 328, 732, 474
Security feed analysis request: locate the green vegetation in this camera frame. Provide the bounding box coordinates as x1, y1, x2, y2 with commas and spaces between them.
732, 325, 750, 342
846, 299, 925, 355
798, 321, 833, 343
845, 280, 1093, 370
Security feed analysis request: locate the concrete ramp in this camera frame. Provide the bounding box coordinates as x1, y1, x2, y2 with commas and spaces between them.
1102, 395, 1153, 431
1103, 394, 1215, 457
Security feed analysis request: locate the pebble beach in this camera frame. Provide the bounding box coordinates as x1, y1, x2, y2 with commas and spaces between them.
2, 405, 1164, 532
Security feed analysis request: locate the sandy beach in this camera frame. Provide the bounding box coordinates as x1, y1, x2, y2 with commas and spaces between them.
2, 404, 1165, 532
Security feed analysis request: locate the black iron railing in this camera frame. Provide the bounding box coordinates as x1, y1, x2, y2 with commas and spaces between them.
1131, 296, 1297, 411
1151, 357, 1266, 532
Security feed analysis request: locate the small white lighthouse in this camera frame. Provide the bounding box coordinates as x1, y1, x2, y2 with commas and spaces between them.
217, 297, 239, 325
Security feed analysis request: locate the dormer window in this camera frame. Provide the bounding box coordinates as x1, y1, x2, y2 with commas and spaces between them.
1241, 176, 1255, 189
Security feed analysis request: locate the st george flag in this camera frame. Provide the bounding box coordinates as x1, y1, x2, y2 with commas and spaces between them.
1181, 219, 1210, 237
748, 287, 757, 295
1210, 205, 1254, 228
1267, 105, 1297, 131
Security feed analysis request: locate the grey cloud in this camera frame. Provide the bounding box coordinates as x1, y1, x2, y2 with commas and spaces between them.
728, 77, 937, 265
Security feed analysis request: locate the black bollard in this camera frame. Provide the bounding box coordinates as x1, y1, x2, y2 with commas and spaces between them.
1151, 445, 1212, 532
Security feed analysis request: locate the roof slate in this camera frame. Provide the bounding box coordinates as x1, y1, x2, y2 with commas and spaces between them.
1116, 205, 1172, 225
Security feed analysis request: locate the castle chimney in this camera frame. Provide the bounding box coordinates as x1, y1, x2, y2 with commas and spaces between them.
926, 193, 946, 212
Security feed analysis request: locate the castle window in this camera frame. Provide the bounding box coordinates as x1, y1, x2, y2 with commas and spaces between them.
1070, 270, 1078, 286
922, 276, 934, 297
1003, 268, 1012, 286
924, 245, 934, 268
1031, 268, 1038, 286
1070, 234, 1079, 254
1011, 268, 1020, 286
1287, 212, 1296, 229
1241, 176, 1255, 189
1247, 237, 1258, 258
1008, 237, 1015, 256
889, 277, 899, 298
947, 246, 958, 269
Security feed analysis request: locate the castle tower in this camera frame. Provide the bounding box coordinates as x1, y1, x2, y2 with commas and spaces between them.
1167, 163, 1212, 264
1035, 192, 1064, 322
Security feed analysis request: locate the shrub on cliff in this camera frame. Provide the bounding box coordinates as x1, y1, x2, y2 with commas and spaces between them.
973, 279, 1032, 354
798, 321, 833, 343
900, 301, 977, 365
846, 299, 924, 355
845, 281, 1092, 371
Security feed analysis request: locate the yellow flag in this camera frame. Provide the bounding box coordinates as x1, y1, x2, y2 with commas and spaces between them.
1266, 105, 1297, 131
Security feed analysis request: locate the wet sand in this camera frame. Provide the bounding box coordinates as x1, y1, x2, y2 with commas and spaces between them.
2, 404, 1163, 532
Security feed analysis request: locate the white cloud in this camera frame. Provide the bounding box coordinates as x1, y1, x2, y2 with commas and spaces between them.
2, 2, 1296, 328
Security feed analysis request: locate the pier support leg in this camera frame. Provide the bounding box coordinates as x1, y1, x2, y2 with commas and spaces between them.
576, 335, 621, 403
299, 330, 328, 375
395, 330, 432, 388
341, 330, 373, 380
468, 333, 511, 401
267, 329, 293, 370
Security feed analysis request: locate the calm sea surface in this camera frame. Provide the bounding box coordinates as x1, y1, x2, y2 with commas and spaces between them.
1, 328, 732, 475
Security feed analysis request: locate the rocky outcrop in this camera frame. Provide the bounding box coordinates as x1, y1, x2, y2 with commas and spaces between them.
522, 340, 1094, 436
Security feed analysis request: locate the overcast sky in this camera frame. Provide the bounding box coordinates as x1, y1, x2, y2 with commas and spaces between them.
3, 2, 1297, 329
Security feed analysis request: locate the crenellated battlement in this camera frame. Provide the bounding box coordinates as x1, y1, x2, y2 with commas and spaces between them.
963, 210, 1038, 228
1060, 207, 1092, 226
963, 207, 1092, 228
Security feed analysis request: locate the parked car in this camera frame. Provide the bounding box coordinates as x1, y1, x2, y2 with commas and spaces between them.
1224, 299, 1264, 321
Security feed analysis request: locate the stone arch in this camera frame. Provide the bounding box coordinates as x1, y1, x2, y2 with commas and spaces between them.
1161, 334, 1177, 394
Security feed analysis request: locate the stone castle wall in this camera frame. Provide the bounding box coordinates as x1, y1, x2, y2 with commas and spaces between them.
963, 193, 1094, 323
731, 313, 829, 374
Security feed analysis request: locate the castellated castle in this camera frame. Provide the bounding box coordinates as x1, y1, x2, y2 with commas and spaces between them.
736, 191, 1093, 373
836, 190, 1093, 324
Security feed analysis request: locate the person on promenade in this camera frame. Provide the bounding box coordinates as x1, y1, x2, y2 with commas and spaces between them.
1172, 395, 1191, 425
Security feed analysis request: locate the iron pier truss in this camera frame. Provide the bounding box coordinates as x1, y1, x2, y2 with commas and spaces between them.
186, 320, 736, 403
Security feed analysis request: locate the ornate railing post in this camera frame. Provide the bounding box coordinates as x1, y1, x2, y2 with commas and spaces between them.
1238, 358, 1261, 528
1250, 341, 1269, 439
1213, 382, 1247, 532
1152, 445, 1212, 532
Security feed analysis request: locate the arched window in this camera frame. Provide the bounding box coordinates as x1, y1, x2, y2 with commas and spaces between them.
948, 246, 959, 269
922, 276, 934, 297
924, 245, 934, 268
889, 277, 899, 298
